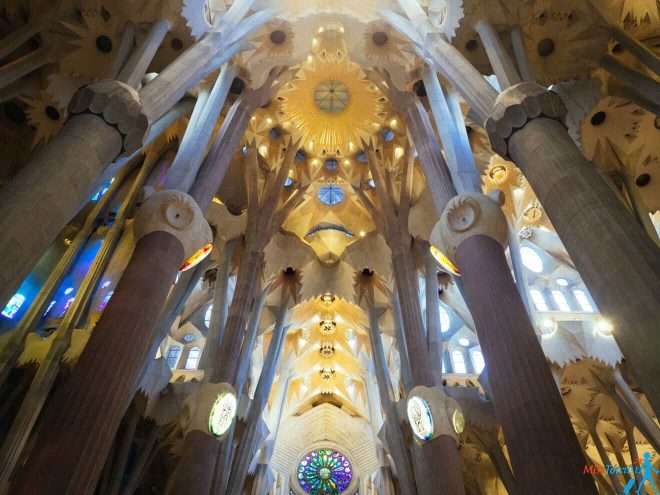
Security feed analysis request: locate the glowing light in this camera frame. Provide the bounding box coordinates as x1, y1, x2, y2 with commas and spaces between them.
208, 393, 237, 437
44, 300, 56, 316
596, 318, 613, 336
64, 287, 74, 295
179, 243, 212, 272
520, 246, 543, 273
389, 118, 398, 128
407, 396, 434, 442
394, 146, 404, 159
258, 145, 268, 157
212, 197, 224, 205
429, 245, 460, 276
556, 278, 569, 287
98, 291, 113, 312
359, 230, 366, 237
2, 294, 26, 319
458, 338, 470, 347
540, 318, 557, 334
101, 280, 112, 289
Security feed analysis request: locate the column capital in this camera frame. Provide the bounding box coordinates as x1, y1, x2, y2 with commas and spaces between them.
133, 189, 212, 268
68, 79, 150, 155
485, 82, 567, 158
430, 192, 507, 272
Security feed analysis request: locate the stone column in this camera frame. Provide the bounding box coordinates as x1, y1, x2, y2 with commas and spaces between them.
431, 192, 597, 494
9, 190, 211, 495
423, 244, 443, 377
165, 64, 238, 193
599, 55, 660, 108
0, 80, 149, 308
225, 301, 290, 494
486, 83, 660, 415
473, 20, 522, 90
117, 19, 172, 89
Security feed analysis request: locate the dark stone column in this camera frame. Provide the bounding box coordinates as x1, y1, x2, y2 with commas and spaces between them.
9, 231, 183, 495
456, 236, 596, 494
487, 83, 660, 415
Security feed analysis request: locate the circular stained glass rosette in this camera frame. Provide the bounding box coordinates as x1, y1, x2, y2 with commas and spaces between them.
297, 449, 352, 494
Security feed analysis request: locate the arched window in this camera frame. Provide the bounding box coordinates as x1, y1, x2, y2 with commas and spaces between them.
439, 305, 450, 333
185, 347, 201, 370
167, 346, 181, 369
205, 305, 213, 328
573, 289, 595, 312
530, 289, 549, 311
451, 350, 467, 374
520, 246, 543, 273
551, 290, 571, 312
471, 350, 485, 374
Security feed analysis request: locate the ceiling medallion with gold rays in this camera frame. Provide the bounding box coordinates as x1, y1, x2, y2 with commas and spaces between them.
278, 57, 386, 157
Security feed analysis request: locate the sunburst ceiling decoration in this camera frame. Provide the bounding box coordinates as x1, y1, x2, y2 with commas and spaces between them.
279, 57, 386, 157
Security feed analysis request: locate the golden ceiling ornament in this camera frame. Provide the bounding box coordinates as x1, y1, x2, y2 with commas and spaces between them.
278, 57, 386, 157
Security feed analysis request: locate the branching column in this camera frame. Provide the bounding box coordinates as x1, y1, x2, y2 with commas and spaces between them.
486, 83, 660, 415
10, 190, 211, 495
359, 143, 465, 495
431, 193, 597, 494
170, 141, 304, 495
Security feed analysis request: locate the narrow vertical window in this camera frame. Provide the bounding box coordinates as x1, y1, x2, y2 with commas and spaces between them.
167, 346, 181, 369
185, 347, 201, 370
530, 289, 549, 311
551, 290, 571, 312
451, 350, 467, 374
573, 289, 595, 312
472, 350, 485, 374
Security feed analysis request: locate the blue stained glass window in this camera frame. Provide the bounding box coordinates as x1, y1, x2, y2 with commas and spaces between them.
297, 449, 352, 494
98, 291, 114, 312
318, 185, 344, 206
2, 294, 26, 319
91, 177, 115, 201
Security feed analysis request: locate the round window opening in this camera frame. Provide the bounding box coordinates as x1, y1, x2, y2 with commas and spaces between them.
314, 80, 349, 114
318, 185, 344, 206
297, 449, 353, 494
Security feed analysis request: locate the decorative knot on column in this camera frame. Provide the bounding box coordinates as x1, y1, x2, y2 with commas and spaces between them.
430, 193, 507, 273
485, 82, 568, 158
180, 382, 237, 438
133, 189, 212, 269
407, 385, 465, 446
68, 80, 150, 155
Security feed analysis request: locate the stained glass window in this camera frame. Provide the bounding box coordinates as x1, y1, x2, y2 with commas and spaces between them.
2, 293, 26, 319
167, 346, 181, 369
318, 185, 344, 206
297, 449, 353, 494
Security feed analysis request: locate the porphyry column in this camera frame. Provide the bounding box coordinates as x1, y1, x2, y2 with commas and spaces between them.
431, 192, 597, 495
9, 190, 211, 495
486, 83, 660, 415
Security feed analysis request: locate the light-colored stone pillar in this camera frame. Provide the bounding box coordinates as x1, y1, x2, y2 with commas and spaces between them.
599, 54, 660, 107
510, 26, 534, 82
423, 244, 444, 378
431, 192, 597, 494
117, 20, 172, 89
421, 68, 481, 194
473, 20, 522, 90
9, 190, 211, 495
486, 82, 660, 415
164, 63, 238, 193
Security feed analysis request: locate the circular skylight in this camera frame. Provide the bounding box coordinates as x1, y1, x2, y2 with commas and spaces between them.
318, 185, 344, 206
314, 80, 349, 113
556, 278, 569, 287
520, 246, 544, 273
458, 338, 470, 347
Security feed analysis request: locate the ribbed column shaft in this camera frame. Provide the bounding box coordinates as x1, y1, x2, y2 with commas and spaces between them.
10, 231, 183, 495
455, 234, 597, 494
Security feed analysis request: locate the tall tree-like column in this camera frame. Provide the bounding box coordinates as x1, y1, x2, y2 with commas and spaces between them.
357, 143, 465, 495
390, 3, 660, 415
486, 83, 660, 415
225, 275, 296, 494
170, 140, 305, 495
9, 190, 212, 495
431, 193, 598, 494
